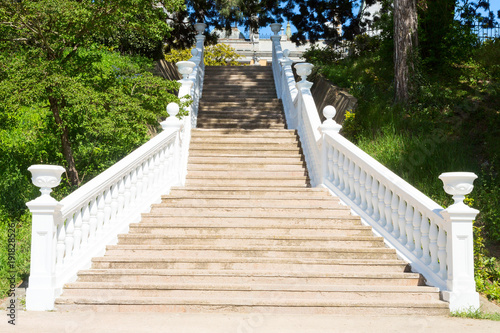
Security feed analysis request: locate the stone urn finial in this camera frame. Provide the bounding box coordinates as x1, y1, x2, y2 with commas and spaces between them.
270, 23, 282, 36
176, 61, 196, 79
439, 172, 478, 206
28, 165, 65, 201
294, 63, 314, 83
194, 22, 207, 36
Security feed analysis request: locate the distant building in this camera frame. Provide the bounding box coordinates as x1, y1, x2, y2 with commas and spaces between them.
213, 24, 327, 64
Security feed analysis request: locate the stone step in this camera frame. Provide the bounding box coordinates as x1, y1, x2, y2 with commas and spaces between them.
190, 128, 296, 136
139, 216, 362, 227
55, 297, 448, 315
199, 101, 283, 108
196, 123, 286, 129
187, 163, 305, 171
115, 234, 385, 248
190, 136, 297, 144
184, 178, 308, 187
128, 225, 373, 237
197, 112, 284, 119
158, 198, 342, 208
89, 257, 403, 272
168, 186, 327, 196
60, 283, 440, 302
203, 82, 275, 88
188, 143, 298, 151
185, 171, 308, 179
147, 206, 351, 218
188, 150, 299, 157
73, 269, 422, 286
188, 156, 304, 164
103, 245, 397, 260
200, 97, 281, 103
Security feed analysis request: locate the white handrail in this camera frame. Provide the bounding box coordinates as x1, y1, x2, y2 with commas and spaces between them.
25, 23, 206, 311
270, 23, 480, 311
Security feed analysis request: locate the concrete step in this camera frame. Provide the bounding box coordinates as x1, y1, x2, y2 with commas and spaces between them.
185, 171, 308, 179
190, 136, 297, 144
188, 156, 304, 164
103, 245, 397, 260
189, 142, 297, 149
72, 269, 423, 286
89, 257, 405, 272
184, 179, 308, 187
60, 283, 441, 302
197, 112, 284, 119
167, 186, 328, 197
128, 225, 374, 237
187, 163, 306, 171
138, 216, 363, 227
188, 150, 300, 157
190, 128, 296, 136
196, 123, 286, 130
158, 197, 342, 208
115, 234, 385, 248
199, 101, 283, 108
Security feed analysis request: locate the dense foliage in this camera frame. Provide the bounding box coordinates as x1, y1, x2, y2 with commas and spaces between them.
305, 25, 500, 301
165, 43, 243, 65
0, 1, 184, 297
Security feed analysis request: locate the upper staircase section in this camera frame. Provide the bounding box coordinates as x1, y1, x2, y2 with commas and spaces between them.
198, 66, 285, 129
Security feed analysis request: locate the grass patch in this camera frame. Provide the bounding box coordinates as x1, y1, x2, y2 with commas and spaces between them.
450, 308, 500, 321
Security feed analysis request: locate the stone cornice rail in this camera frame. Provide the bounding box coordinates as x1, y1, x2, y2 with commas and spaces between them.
25, 22, 206, 311
271, 23, 480, 312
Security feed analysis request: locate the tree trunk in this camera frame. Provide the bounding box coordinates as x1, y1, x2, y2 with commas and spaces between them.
48, 96, 80, 186
394, 0, 418, 103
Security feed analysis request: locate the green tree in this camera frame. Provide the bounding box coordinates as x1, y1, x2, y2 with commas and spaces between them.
0, 0, 184, 185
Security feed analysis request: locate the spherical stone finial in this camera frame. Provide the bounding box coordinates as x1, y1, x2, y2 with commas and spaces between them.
270, 23, 282, 35
191, 48, 199, 57
439, 172, 478, 206
323, 105, 337, 120
283, 49, 290, 58
167, 102, 180, 118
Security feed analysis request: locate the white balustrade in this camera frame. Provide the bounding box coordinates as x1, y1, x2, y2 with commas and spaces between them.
26, 22, 206, 311
270, 23, 480, 311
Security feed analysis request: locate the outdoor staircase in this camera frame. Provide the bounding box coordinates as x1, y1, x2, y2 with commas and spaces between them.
55, 66, 449, 315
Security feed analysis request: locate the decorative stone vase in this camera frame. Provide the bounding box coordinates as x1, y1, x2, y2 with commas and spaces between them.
439, 172, 478, 205
176, 61, 196, 79
270, 23, 282, 35
28, 165, 65, 198
194, 23, 207, 35
294, 62, 314, 82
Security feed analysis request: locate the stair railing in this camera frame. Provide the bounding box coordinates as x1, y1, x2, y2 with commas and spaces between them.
271, 23, 480, 311
25, 22, 206, 311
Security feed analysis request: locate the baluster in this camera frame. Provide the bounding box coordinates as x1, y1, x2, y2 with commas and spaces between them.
428, 220, 439, 272
437, 225, 447, 280
64, 216, 75, 263
397, 199, 407, 244
56, 222, 66, 269
110, 183, 119, 225
138, 161, 147, 202
116, 177, 125, 218
342, 155, 350, 195
378, 183, 386, 227
391, 192, 400, 238
353, 164, 361, 204
129, 169, 138, 208
332, 148, 339, 185
103, 187, 112, 229
88, 198, 98, 241
123, 173, 132, 212
420, 214, 431, 264
384, 188, 393, 232
359, 171, 367, 209
348, 159, 355, 200
365, 174, 373, 216
147, 156, 155, 193
152, 152, 161, 190
405, 204, 415, 251
327, 146, 334, 181
156, 148, 166, 187
371, 178, 379, 221
73, 209, 82, 253
412, 208, 422, 258
80, 203, 90, 248
337, 153, 344, 189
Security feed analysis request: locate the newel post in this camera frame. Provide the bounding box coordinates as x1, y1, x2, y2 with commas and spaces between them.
439, 172, 480, 311
25, 165, 65, 310
294, 62, 314, 124
319, 106, 342, 185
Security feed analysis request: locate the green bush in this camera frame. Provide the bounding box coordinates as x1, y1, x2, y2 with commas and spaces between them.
165, 43, 243, 66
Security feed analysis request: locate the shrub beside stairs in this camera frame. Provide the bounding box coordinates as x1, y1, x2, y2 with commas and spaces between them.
55, 66, 449, 315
